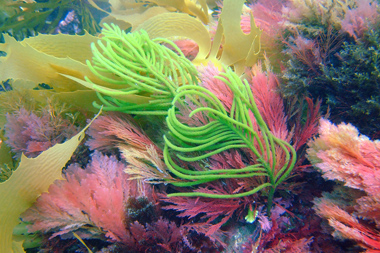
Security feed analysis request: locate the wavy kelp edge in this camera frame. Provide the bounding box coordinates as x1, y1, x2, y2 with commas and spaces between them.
136, 0, 262, 74
93, 0, 210, 31
0, 109, 101, 253
0, 32, 101, 92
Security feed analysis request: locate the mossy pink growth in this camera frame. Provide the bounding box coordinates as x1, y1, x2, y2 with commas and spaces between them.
248, 0, 286, 50
0, 113, 98, 253
5, 108, 78, 158
341, 0, 380, 40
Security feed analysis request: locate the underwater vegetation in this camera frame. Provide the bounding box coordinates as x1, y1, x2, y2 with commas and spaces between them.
4, 101, 79, 158
308, 119, 380, 251
0, 0, 380, 252
81, 23, 199, 115
320, 29, 380, 136
0, 0, 109, 39
281, 0, 380, 137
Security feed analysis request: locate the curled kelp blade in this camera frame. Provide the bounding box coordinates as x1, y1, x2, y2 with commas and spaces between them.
101, 6, 169, 31
91, 0, 210, 31
136, 12, 211, 61
216, 0, 261, 68
136, 0, 262, 74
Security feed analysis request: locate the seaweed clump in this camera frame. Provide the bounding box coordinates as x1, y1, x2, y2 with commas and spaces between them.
282, 28, 380, 137
279, 0, 380, 137
320, 30, 380, 136
0, 0, 109, 39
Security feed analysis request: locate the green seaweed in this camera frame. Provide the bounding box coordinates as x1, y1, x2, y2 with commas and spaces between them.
84, 23, 199, 115
0, 0, 109, 39
321, 30, 380, 136
283, 27, 380, 136
164, 67, 296, 213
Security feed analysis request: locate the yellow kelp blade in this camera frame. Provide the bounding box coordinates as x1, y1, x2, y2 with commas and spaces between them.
136, 12, 211, 60
12, 240, 24, 253
0, 110, 101, 253
149, 0, 209, 24
136, 0, 262, 74
0, 33, 102, 92
73, 232, 94, 253
101, 6, 169, 31
217, 0, 262, 68
60, 74, 152, 104
52, 90, 104, 113
96, 0, 209, 31
0, 135, 13, 176
16, 32, 97, 64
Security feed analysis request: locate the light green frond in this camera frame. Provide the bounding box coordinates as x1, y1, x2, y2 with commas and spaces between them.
164, 67, 296, 211
86, 23, 199, 115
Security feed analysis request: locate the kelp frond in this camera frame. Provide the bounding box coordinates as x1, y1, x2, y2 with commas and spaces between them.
164, 67, 296, 212
95, 0, 210, 32
136, 0, 262, 74
83, 23, 199, 115
0, 110, 100, 252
